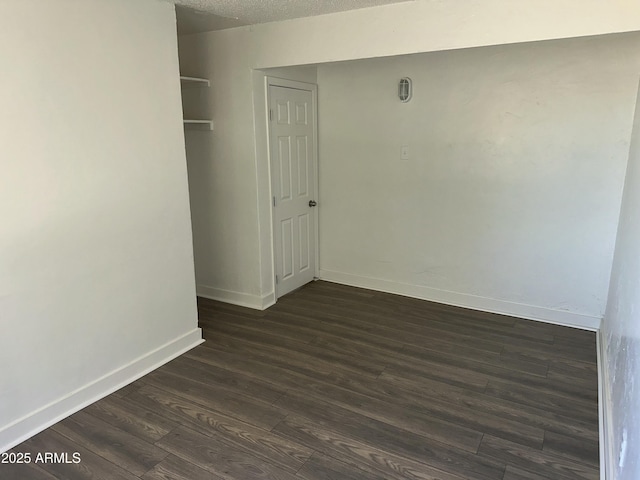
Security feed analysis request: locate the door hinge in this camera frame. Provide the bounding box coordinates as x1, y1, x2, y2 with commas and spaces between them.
275, 275, 279, 284
269, 109, 274, 121
272, 196, 276, 207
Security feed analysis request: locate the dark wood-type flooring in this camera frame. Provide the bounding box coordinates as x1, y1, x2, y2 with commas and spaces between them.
5, 281, 600, 479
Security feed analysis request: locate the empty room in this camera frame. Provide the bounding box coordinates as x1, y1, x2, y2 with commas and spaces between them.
1, 0, 640, 479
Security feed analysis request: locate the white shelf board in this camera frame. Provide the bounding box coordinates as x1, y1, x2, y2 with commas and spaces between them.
183, 119, 213, 130
180, 76, 210, 87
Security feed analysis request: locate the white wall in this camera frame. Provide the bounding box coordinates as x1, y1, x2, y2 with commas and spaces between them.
179, 34, 318, 307
248, 0, 640, 69
602, 80, 640, 480
317, 34, 640, 327
179, 31, 263, 306
178, 0, 640, 312
0, 0, 201, 451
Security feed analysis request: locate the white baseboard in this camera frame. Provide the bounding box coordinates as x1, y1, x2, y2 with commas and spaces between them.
197, 284, 275, 310
318, 269, 601, 331
0, 328, 203, 454
598, 329, 614, 480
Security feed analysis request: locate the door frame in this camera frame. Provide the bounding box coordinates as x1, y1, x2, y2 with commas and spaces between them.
265, 76, 320, 299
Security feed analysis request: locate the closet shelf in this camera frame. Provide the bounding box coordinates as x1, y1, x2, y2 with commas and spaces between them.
183, 119, 213, 130
180, 74, 212, 131
180, 76, 210, 88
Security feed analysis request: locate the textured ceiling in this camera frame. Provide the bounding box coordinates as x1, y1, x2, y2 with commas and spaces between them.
173, 0, 414, 34
175, 6, 248, 34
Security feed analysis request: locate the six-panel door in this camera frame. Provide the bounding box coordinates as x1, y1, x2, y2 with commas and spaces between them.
269, 85, 316, 298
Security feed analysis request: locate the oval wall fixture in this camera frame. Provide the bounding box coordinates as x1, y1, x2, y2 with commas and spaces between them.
398, 77, 412, 102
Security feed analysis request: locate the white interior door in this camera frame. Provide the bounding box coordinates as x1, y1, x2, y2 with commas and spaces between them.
269, 83, 317, 298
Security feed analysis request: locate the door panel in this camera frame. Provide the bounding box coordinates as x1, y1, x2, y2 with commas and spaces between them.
278, 137, 292, 200
297, 136, 309, 196
270, 85, 316, 298
281, 218, 294, 280
299, 212, 311, 272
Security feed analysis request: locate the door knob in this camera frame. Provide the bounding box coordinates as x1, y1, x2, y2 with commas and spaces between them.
308, 200, 317, 207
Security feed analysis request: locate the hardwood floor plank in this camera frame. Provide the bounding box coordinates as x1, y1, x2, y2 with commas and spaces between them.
160, 354, 286, 404
141, 453, 225, 480
551, 328, 596, 345
273, 300, 508, 356
111, 379, 147, 399
84, 394, 178, 443
274, 393, 506, 479
483, 379, 598, 425
372, 372, 545, 449
126, 384, 313, 473
156, 426, 299, 480
199, 311, 317, 345
142, 369, 287, 430
364, 288, 516, 326
478, 435, 599, 480
185, 342, 330, 393
382, 356, 490, 391
276, 295, 523, 354
544, 371, 598, 402
293, 285, 516, 329
512, 320, 595, 343
15, 428, 140, 480
51, 410, 169, 476
399, 342, 549, 379
308, 327, 545, 383
499, 347, 550, 369
543, 431, 599, 469
285, 377, 484, 453
296, 451, 389, 480
8, 281, 599, 480
378, 371, 599, 442
0, 462, 58, 480
273, 415, 468, 480
501, 343, 597, 368
198, 331, 382, 387
546, 342, 597, 364
291, 289, 556, 348
546, 360, 598, 383
189, 338, 545, 450
503, 465, 558, 480
204, 321, 385, 377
